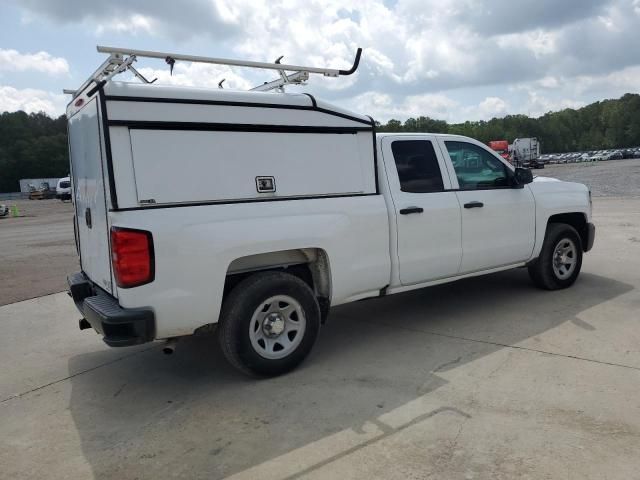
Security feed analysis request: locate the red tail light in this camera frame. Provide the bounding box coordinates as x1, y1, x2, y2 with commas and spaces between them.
110, 227, 154, 288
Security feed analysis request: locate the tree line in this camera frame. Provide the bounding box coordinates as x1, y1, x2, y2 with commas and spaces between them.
1, 93, 639, 192
377, 93, 640, 154
0, 111, 67, 192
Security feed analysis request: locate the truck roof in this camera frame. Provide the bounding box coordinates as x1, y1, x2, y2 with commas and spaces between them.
375, 132, 466, 139
100, 82, 373, 125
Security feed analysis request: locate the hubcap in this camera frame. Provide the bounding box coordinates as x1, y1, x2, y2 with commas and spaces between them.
263, 313, 286, 337
552, 237, 577, 280
249, 295, 306, 360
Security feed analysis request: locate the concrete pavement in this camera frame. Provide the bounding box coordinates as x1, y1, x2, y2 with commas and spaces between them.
1, 197, 639, 479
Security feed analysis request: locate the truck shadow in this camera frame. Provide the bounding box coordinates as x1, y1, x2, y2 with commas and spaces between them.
66, 270, 632, 479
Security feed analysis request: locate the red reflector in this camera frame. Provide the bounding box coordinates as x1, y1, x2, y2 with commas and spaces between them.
110, 227, 154, 288
74, 98, 84, 107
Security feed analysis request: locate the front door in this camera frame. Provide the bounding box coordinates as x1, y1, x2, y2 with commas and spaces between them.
437, 137, 535, 273
382, 136, 462, 286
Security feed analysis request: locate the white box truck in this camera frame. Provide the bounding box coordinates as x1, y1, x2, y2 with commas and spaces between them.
67, 47, 595, 376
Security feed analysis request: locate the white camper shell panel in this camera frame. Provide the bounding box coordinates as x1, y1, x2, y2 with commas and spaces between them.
101, 82, 376, 208
129, 130, 374, 204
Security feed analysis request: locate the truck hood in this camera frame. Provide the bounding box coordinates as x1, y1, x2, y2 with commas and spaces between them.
532, 175, 561, 182
530, 175, 588, 193
528, 176, 590, 220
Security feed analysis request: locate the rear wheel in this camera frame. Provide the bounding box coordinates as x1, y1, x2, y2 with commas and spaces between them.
218, 271, 321, 376
528, 223, 582, 290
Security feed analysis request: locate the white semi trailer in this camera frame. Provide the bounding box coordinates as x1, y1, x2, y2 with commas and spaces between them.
511, 138, 543, 169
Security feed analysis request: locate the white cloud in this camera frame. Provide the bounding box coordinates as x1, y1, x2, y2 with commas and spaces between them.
571, 65, 640, 96
347, 91, 459, 122
95, 14, 154, 35
475, 97, 509, 119
0, 85, 67, 116
0, 49, 69, 76
134, 62, 253, 91
523, 91, 585, 118
537, 76, 560, 89
496, 30, 558, 58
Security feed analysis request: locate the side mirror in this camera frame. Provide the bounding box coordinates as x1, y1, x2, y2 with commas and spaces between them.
514, 167, 533, 186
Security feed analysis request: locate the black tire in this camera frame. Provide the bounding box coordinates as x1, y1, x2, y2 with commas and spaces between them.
218, 271, 321, 376
528, 223, 583, 290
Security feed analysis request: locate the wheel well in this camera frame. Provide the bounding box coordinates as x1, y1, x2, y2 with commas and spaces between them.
548, 213, 588, 250
223, 263, 314, 295
223, 248, 332, 320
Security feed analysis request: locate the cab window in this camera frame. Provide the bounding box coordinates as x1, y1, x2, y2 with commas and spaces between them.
391, 140, 445, 193
445, 141, 510, 189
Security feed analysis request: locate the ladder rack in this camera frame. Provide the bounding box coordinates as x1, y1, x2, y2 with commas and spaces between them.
65, 45, 362, 98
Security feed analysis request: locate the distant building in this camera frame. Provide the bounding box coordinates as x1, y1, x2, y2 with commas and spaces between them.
18, 178, 61, 193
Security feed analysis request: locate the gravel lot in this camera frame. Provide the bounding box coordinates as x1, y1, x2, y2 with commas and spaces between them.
0, 199, 77, 305
541, 158, 640, 197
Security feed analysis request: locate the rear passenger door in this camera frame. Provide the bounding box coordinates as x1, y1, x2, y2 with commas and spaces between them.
436, 137, 535, 273
382, 136, 462, 286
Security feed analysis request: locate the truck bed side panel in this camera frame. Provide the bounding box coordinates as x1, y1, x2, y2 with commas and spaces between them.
112, 196, 390, 339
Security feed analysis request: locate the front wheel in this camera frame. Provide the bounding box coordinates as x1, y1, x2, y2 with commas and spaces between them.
528, 223, 583, 290
218, 271, 321, 376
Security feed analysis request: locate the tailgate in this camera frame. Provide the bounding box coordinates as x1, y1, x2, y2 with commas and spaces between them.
68, 97, 113, 294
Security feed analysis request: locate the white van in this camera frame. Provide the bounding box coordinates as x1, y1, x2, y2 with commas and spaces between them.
56, 176, 71, 201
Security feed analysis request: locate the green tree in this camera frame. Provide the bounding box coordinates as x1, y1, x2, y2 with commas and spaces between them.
0, 111, 69, 192
374, 93, 640, 154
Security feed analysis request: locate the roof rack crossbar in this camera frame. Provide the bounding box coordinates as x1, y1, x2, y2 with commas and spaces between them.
65, 46, 362, 97
96, 45, 361, 77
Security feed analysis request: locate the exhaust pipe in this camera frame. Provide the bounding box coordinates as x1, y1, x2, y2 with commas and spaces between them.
163, 338, 178, 355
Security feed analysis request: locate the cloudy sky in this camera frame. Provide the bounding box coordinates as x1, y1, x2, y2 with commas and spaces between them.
1, 0, 639, 123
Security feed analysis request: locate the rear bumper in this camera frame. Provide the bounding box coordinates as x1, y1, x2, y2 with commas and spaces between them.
68, 272, 155, 347
584, 222, 596, 252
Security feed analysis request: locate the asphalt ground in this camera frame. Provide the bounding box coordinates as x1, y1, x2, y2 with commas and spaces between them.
0, 199, 77, 305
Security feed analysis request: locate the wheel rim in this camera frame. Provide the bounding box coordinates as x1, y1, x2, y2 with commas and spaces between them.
249, 295, 306, 360
552, 237, 578, 280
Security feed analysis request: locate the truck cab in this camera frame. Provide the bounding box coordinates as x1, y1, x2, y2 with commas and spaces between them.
380, 134, 538, 286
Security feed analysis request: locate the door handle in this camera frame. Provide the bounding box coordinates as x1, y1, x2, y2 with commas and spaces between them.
463, 201, 484, 209
85, 207, 92, 228
399, 206, 424, 215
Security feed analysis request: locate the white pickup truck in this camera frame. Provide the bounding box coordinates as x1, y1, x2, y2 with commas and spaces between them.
67, 51, 594, 376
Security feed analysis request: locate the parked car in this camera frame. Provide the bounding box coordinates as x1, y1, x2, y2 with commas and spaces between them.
28, 182, 55, 200
56, 176, 71, 201
0, 204, 8, 217
603, 151, 623, 161
66, 74, 595, 376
